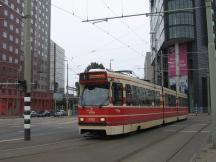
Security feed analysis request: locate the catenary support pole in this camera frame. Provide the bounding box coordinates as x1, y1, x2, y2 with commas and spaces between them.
24, 0, 32, 141
205, 0, 216, 148
175, 43, 180, 92
24, 94, 31, 140
161, 51, 164, 87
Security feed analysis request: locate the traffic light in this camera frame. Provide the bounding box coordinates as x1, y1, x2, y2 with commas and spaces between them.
54, 82, 58, 92
18, 80, 27, 94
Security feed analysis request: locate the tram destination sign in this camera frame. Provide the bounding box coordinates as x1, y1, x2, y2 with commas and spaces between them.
80, 72, 108, 83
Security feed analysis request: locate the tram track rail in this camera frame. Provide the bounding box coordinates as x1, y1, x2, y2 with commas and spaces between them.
0, 137, 84, 161
0, 133, 113, 161
165, 122, 210, 162
0, 117, 210, 162
115, 121, 210, 162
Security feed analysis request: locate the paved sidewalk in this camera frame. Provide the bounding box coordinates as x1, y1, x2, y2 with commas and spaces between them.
192, 144, 216, 162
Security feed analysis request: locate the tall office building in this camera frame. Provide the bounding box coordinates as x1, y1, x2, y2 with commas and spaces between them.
0, 0, 52, 116
50, 40, 65, 94
0, 0, 24, 115
144, 52, 154, 82
149, 0, 210, 112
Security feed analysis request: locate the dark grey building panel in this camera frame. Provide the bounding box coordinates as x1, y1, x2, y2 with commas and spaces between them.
150, 0, 211, 112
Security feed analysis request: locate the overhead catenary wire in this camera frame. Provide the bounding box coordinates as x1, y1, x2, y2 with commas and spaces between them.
137, 67, 209, 72
121, 0, 124, 17
101, 0, 149, 44
88, 24, 147, 55
86, 0, 89, 20
82, 5, 210, 23
51, 3, 144, 57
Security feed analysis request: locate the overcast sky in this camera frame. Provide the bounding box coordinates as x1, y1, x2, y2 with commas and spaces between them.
51, 0, 150, 87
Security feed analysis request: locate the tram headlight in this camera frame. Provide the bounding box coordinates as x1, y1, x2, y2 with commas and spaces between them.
80, 118, 84, 122
100, 118, 106, 122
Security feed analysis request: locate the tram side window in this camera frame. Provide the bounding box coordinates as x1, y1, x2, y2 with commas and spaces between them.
140, 88, 146, 106
130, 86, 136, 105
165, 94, 176, 107
145, 89, 151, 106
179, 97, 188, 107
155, 91, 160, 106
126, 84, 132, 106
112, 83, 123, 106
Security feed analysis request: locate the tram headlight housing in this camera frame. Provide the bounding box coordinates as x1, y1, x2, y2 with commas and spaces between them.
100, 117, 106, 122
80, 117, 84, 122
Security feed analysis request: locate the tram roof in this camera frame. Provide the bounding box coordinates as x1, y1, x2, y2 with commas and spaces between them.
107, 70, 162, 90
82, 69, 188, 97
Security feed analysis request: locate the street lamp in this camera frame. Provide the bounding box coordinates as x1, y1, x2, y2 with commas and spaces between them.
64, 60, 69, 116
110, 59, 114, 71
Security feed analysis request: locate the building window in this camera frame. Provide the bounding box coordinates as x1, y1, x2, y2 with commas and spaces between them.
15, 38, 19, 44
15, 49, 18, 54
3, 32, 7, 38
4, 21, 8, 27
3, 43, 7, 49
9, 46, 13, 52
10, 14, 14, 20
16, 28, 19, 34
11, 4, 15, 10
16, 18, 20, 24
15, 59, 18, 64
9, 57, 12, 63
4, 10, 8, 16
2, 54, 7, 61
10, 25, 14, 31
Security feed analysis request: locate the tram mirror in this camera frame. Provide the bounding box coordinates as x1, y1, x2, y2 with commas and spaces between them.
87, 85, 95, 90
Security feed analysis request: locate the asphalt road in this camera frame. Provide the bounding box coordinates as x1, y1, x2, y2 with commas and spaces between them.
0, 114, 211, 162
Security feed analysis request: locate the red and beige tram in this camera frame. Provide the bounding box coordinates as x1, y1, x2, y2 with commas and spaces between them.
78, 69, 188, 135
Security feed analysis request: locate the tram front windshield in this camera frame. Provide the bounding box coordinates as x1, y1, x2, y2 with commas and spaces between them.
80, 84, 109, 106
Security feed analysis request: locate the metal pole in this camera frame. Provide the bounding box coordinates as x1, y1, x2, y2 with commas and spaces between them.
110, 59, 112, 71
154, 58, 157, 85
15, 71, 20, 115
66, 60, 69, 115
161, 51, 164, 87
110, 60, 111, 71
175, 43, 180, 92
54, 43, 56, 92
205, 0, 216, 148
24, 0, 32, 141
67, 61, 68, 95
109, 59, 114, 71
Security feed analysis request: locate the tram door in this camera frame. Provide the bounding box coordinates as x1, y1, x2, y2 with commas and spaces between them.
112, 83, 124, 133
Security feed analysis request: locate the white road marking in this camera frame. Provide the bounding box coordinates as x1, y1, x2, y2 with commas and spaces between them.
163, 129, 176, 132
0, 138, 23, 143
181, 130, 209, 133
181, 130, 198, 133
200, 131, 209, 133
196, 123, 207, 126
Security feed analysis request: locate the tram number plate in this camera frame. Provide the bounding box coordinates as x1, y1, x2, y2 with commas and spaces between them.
88, 118, 96, 122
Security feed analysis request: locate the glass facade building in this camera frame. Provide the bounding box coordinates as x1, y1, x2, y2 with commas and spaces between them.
167, 0, 194, 40
150, 0, 210, 112
50, 40, 65, 94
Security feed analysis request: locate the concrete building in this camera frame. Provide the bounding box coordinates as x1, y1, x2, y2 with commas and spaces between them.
144, 52, 154, 83
0, 0, 52, 116
0, 0, 24, 115
149, 0, 210, 112
50, 40, 65, 94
